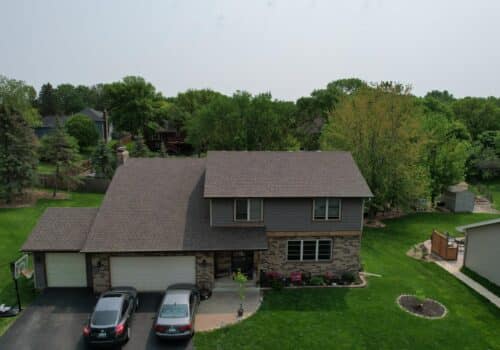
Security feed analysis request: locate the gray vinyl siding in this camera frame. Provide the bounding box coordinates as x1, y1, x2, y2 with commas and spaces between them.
464, 223, 500, 286
443, 190, 474, 212
210, 198, 363, 231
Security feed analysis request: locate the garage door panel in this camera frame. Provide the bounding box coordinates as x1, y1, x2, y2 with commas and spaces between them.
45, 253, 87, 287
110, 256, 196, 291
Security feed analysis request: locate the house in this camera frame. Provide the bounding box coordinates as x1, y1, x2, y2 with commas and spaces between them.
146, 120, 190, 154
21, 151, 373, 293
442, 182, 475, 213
35, 108, 112, 141
457, 219, 500, 286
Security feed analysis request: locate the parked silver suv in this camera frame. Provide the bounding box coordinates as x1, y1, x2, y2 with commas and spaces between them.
153, 284, 200, 339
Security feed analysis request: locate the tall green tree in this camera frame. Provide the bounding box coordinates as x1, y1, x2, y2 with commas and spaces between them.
38, 82, 59, 116
320, 83, 429, 215
129, 134, 151, 157
65, 114, 100, 149
104, 76, 167, 136
422, 115, 472, 204
91, 141, 116, 179
186, 92, 299, 153
452, 97, 500, 139
40, 120, 81, 197
55, 84, 87, 114
0, 76, 39, 203
296, 78, 367, 149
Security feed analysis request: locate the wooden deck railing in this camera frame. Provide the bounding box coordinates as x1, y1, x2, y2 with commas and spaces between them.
431, 230, 458, 260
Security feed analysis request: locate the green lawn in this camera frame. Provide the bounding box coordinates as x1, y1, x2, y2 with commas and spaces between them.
461, 266, 500, 297
195, 213, 500, 350
36, 162, 56, 175
0, 192, 103, 335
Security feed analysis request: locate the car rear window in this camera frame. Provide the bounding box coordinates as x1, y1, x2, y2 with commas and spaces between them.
92, 310, 119, 325
160, 304, 188, 318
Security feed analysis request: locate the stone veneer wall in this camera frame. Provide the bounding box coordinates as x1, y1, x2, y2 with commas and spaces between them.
259, 233, 361, 276
90, 252, 215, 293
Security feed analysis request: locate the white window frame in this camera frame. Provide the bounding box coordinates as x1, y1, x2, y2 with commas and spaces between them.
312, 198, 342, 221
286, 239, 332, 261
233, 198, 263, 222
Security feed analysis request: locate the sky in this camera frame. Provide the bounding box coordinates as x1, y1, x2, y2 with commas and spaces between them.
1, 0, 499, 100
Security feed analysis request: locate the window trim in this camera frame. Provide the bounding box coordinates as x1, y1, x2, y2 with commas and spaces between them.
312, 198, 342, 221
233, 198, 263, 222
286, 239, 332, 262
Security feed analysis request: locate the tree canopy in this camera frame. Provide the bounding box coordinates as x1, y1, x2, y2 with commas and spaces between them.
0, 76, 39, 203
40, 120, 81, 196
104, 76, 168, 136
186, 92, 299, 153
65, 114, 100, 149
320, 83, 429, 214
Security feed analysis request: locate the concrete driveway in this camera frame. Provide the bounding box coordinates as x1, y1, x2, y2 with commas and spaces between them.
0, 288, 193, 350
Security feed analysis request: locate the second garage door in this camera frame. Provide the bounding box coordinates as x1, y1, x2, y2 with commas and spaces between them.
110, 256, 196, 291
46, 253, 87, 287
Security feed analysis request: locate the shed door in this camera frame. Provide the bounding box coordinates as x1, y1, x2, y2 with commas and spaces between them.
45, 253, 87, 287
110, 256, 196, 291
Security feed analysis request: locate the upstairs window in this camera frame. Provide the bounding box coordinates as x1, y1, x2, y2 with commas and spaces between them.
234, 199, 263, 222
313, 198, 341, 220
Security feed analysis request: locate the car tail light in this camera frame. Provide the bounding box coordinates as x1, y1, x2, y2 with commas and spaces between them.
155, 324, 167, 333
83, 325, 91, 337
115, 323, 125, 336
178, 324, 192, 332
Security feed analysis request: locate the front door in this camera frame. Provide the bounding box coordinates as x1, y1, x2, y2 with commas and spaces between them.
231, 251, 254, 279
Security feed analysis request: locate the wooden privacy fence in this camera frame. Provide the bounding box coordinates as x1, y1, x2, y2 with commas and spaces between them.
431, 230, 458, 260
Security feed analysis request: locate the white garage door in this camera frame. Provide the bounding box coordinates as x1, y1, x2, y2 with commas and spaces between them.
110, 256, 196, 291
45, 253, 87, 287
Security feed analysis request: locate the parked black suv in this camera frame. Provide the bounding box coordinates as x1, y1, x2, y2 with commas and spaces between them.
83, 287, 138, 347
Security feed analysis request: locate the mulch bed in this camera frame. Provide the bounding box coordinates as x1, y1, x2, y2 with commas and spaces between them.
0, 189, 68, 208
397, 295, 447, 319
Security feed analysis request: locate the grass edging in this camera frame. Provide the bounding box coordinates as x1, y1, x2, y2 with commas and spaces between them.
461, 266, 500, 297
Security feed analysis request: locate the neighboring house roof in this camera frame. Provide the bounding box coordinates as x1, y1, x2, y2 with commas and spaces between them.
456, 218, 500, 233
204, 151, 373, 198
81, 158, 267, 253
39, 108, 104, 128
79, 108, 104, 122
22, 208, 98, 252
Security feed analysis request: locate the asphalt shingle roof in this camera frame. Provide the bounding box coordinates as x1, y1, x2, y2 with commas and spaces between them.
81, 158, 267, 253
22, 208, 98, 252
204, 151, 373, 198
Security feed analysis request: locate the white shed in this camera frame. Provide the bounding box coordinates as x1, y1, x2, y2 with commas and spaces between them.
457, 219, 500, 286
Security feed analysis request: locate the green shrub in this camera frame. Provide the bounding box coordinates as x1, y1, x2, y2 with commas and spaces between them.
309, 276, 325, 286
341, 272, 356, 284
271, 279, 284, 291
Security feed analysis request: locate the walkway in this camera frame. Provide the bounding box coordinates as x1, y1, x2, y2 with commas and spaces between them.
423, 240, 500, 308
195, 277, 262, 332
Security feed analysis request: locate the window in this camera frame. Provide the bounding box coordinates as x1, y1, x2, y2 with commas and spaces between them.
234, 199, 263, 221
313, 198, 341, 220
287, 241, 301, 261
287, 239, 332, 261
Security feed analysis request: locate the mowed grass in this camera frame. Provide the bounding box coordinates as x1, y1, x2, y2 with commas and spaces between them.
0, 192, 103, 335
195, 213, 500, 350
